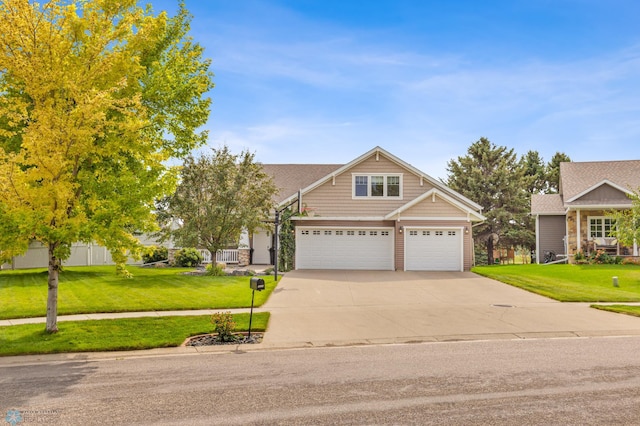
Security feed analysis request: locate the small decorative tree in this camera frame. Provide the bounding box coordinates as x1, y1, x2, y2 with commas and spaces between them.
211, 311, 237, 342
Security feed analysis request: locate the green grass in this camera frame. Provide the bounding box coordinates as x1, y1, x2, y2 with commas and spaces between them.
0, 266, 278, 319
0, 312, 270, 357
592, 305, 640, 317
472, 264, 640, 302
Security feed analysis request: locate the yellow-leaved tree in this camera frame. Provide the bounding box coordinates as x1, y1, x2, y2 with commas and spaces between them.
0, 0, 213, 333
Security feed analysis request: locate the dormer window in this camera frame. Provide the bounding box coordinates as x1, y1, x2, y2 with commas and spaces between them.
353, 174, 402, 199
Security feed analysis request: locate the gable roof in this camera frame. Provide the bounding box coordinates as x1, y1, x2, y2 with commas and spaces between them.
565, 179, 633, 204
384, 188, 486, 221
531, 159, 640, 215
560, 160, 640, 202
261, 164, 342, 204
278, 146, 484, 212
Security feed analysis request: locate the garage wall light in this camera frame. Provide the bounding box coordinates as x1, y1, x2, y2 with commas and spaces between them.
399, 226, 404, 234
464, 227, 469, 234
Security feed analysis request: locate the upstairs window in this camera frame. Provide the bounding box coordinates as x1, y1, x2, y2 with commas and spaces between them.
387, 176, 400, 197
355, 176, 368, 197
353, 174, 402, 198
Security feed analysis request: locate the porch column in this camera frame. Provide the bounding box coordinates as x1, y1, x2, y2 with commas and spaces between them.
576, 209, 581, 252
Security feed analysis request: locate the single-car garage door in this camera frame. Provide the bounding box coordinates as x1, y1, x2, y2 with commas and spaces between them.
405, 228, 463, 271
296, 227, 394, 270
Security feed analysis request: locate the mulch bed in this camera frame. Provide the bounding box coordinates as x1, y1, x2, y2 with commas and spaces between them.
184, 333, 263, 346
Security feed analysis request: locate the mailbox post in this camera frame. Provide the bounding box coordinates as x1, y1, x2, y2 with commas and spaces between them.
248, 277, 265, 339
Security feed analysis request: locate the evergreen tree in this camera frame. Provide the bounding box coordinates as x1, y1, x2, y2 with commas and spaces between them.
521, 150, 547, 195
446, 138, 530, 265
546, 152, 572, 194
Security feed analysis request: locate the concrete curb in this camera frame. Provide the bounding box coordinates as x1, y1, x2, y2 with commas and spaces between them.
3, 330, 640, 367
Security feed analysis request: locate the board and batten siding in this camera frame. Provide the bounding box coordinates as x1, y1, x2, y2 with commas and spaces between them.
301, 154, 436, 217
538, 215, 566, 256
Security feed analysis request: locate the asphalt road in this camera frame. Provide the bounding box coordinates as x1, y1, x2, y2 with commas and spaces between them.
2, 337, 640, 425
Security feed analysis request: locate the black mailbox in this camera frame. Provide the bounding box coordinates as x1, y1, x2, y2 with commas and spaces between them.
250, 277, 265, 291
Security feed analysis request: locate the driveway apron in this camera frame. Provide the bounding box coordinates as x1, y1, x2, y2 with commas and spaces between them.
260, 270, 640, 348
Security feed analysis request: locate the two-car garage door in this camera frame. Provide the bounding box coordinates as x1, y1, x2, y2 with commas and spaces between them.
296, 227, 394, 270
295, 226, 464, 271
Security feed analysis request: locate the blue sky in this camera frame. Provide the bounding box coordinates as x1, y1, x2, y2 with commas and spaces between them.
153, 0, 640, 179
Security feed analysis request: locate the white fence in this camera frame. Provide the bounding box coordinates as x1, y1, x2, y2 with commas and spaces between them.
199, 249, 239, 264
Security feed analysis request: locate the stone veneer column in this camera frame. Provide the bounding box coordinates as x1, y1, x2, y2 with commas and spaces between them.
238, 248, 250, 266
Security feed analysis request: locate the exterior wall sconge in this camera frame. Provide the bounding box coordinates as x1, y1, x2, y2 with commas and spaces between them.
399, 226, 404, 234
465, 227, 469, 234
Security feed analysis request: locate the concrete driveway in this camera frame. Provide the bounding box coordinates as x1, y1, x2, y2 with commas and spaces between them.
260, 270, 640, 348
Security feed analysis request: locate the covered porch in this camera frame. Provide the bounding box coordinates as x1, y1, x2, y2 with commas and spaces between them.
566, 209, 639, 258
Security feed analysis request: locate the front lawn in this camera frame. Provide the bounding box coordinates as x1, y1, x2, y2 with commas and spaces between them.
0, 266, 278, 320
0, 312, 270, 357
472, 264, 640, 302
592, 305, 640, 317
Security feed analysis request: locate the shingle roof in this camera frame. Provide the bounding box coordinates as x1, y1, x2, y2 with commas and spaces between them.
260, 164, 343, 203
560, 160, 640, 201
531, 159, 640, 215
531, 194, 565, 215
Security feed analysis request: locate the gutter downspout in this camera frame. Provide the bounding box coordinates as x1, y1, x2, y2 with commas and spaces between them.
576, 209, 581, 253
535, 214, 540, 264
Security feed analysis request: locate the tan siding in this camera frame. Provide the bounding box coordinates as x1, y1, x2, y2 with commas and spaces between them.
401, 195, 468, 218
301, 153, 435, 217
292, 220, 395, 228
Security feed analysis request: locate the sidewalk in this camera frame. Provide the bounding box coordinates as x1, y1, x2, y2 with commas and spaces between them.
0, 308, 265, 327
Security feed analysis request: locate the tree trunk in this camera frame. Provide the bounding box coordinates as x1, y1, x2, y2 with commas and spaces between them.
46, 243, 60, 334
487, 237, 495, 266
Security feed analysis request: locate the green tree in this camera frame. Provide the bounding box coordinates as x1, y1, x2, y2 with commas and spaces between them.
611, 190, 640, 248
0, 0, 213, 333
546, 152, 572, 194
446, 138, 530, 265
165, 146, 278, 261
521, 150, 547, 195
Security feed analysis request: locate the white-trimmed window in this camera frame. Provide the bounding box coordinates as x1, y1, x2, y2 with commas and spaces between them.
352, 174, 402, 198
588, 216, 616, 239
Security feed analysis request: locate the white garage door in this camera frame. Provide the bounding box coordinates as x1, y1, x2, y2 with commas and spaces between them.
405, 228, 463, 271
296, 227, 394, 270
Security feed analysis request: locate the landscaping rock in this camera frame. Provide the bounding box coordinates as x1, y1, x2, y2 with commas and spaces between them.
185, 333, 263, 346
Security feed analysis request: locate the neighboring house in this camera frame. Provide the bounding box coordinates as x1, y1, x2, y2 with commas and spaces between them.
531, 160, 640, 263
252, 146, 486, 271
1, 234, 173, 270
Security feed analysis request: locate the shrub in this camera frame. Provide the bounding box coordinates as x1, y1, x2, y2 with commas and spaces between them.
211, 311, 237, 342
142, 246, 168, 264
206, 262, 227, 276
590, 249, 614, 264
174, 248, 202, 267
474, 250, 488, 266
